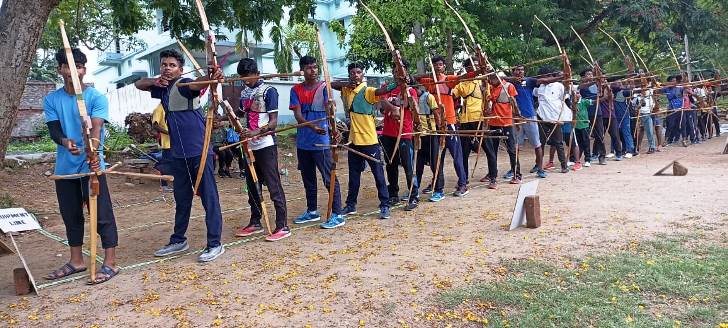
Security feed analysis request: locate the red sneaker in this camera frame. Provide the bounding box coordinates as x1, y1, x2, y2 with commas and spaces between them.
510, 177, 522, 184
479, 175, 490, 183
488, 179, 497, 189
265, 227, 291, 242
235, 224, 263, 237
573, 162, 583, 171
543, 162, 555, 170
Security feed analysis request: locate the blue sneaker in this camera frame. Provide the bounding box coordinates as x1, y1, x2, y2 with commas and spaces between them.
293, 210, 321, 224
342, 205, 357, 216
503, 170, 514, 180
380, 206, 391, 219
615, 156, 624, 161
429, 191, 445, 202
536, 170, 547, 178
320, 214, 345, 229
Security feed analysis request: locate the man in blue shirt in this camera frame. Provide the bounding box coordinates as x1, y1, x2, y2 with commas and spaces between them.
507, 65, 545, 178
135, 49, 225, 262
43, 48, 119, 284
289, 56, 343, 225
661, 75, 685, 145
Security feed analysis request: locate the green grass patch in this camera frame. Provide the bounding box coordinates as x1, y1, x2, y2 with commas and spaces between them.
8, 124, 143, 155
438, 236, 727, 327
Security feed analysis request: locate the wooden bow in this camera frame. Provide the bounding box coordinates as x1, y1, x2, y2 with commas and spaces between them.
623, 37, 651, 141
192, 0, 219, 195
535, 16, 573, 146
666, 41, 688, 129
359, 1, 410, 163
59, 19, 100, 282
445, 0, 503, 178
314, 26, 340, 220
571, 26, 605, 137
428, 55, 447, 192
600, 27, 635, 133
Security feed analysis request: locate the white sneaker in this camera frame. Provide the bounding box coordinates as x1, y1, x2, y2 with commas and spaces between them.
584, 162, 592, 167
606, 153, 615, 158
624, 153, 633, 159
567, 161, 575, 167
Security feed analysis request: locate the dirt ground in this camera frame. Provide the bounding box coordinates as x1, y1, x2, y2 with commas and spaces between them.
0, 135, 726, 327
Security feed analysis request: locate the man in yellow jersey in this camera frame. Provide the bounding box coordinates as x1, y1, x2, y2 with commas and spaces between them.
329, 62, 397, 225
452, 59, 486, 183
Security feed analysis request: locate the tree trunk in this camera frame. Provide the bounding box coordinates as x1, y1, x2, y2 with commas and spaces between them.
0, 0, 61, 166
413, 23, 425, 74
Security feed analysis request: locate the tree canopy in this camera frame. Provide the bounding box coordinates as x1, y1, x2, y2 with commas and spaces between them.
346, 0, 728, 77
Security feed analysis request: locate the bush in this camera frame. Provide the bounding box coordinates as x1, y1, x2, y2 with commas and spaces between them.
7, 123, 141, 155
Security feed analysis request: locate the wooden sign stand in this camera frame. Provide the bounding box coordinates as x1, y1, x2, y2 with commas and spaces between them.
509, 180, 539, 230
6, 233, 38, 295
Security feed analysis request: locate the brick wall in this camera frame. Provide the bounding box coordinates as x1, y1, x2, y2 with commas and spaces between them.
12, 81, 57, 140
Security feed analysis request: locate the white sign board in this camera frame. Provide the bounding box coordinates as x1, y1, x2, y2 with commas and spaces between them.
0, 208, 41, 233
509, 180, 539, 231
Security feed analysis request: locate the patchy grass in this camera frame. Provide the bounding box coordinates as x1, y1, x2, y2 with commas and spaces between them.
0, 193, 15, 208
437, 235, 727, 328
8, 124, 140, 155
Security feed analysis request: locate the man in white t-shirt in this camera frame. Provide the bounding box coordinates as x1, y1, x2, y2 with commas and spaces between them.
534, 67, 570, 173
233, 58, 290, 242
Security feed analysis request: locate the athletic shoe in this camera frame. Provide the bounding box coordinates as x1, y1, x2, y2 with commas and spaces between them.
615, 156, 624, 161
342, 205, 357, 216
536, 170, 547, 178
682, 140, 689, 147
453, 186, 469, 197
488, 178, 498, 189
235, 224, 263, 237
293, 211, 321, 224
479, 176, 490, 183
320, 214, 345, 229
405, 199, 419, 211
544, 162, 555, 170
265, 227, 291, 241
198, 245, 225, 262
606, 152, 615, 158
429, 191, 445, 202
647, 149, 655, 154
160, 186, 174, 193
598, 158, 607, 165
529, 165, 539, 174
560, 167, 569, 173
624, 153, 633, 159
584, 161, 591, 167
510, 177, 522, 184
590, 155, 599, 162
154, 241, 189, 257
573, 162, 583, 171
379, 206, 391, 219
567, 161, 575, 167
503, 170, 514, 180
422, 185, 433, 194
400, 192, 409, 202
